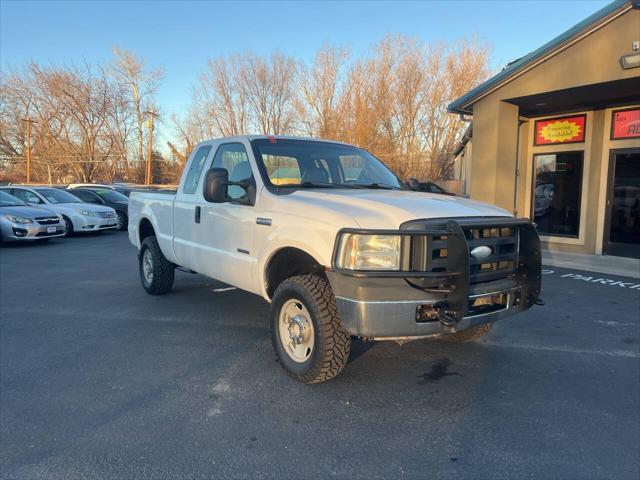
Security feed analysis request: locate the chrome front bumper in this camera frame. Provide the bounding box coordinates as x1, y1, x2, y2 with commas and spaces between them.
0, 220, 66, 241
72, 214, 118, 232
332, 284, 523, 339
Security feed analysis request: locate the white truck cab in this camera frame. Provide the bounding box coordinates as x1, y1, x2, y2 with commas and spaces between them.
129, 136, 541, 383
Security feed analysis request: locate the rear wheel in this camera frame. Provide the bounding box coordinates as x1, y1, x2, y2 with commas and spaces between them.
139, 236, 175, 295
441, 323, 492, 342
270, 274, 351, 384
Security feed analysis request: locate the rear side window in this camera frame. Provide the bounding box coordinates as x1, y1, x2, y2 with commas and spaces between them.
11, 188, 42, 204
71, 190, 99, 203
183, 145, 212, 194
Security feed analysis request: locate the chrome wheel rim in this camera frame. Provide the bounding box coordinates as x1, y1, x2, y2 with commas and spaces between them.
142, 249, 154, 284
278, 299, 314, 363
116, 213, 125, 230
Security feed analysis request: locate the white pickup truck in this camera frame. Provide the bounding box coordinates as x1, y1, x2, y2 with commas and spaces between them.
129, 136, 541, 383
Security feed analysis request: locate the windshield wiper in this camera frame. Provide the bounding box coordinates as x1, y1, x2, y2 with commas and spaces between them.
283, 182, 341, 189
348, 183, 400, 190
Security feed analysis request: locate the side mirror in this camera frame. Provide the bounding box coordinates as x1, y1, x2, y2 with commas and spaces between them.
408, 178, 420, 191
203, 168, 230, 203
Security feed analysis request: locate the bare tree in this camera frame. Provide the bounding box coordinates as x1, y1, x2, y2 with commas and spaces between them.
195, 55, 247, 137
296, 44, 349, 139
421, 38, 489, 179
240, 52, 297, 135
111, 47, 164, 166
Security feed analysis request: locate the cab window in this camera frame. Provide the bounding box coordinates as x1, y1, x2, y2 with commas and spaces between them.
183, 145, 213, 194
211, 143, 254, 202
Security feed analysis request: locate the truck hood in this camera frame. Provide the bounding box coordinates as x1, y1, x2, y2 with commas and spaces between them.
287, 189, 512, 228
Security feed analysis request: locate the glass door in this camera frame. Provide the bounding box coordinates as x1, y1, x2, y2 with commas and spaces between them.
604, 149, 640, 258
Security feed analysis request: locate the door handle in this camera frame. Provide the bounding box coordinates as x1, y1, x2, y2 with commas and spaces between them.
195, 206, 201, 224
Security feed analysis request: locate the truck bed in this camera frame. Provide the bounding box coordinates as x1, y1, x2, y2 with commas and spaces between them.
128, 191, 177, 262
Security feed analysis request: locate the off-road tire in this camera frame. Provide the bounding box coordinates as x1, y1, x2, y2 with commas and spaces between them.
270, 274, 351, 384
62, 216, 73, 236
441, 323, 492, 342
139, 236, 175, 295
116, 211, 128, 231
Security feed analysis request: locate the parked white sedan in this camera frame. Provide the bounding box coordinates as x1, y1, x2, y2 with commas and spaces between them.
0, 186, 118, 235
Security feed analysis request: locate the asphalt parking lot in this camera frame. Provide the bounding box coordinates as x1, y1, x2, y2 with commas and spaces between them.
1, 232, 639, 479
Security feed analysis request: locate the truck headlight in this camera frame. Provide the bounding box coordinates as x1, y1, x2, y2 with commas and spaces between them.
76, 208, 98, 217
5, 214, 33, 224
336, 233, 401, 271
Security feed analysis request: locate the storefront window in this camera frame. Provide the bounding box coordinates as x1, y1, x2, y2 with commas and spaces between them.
533, 152, 584, 237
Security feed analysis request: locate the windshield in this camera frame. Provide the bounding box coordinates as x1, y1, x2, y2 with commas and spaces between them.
0, 191, 27, 207
93, 189, 128, 202
251, 139, 402, 190
35, 188, 83, 204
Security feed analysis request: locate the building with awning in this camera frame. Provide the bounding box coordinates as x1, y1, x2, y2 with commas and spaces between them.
449, 0, 640, 259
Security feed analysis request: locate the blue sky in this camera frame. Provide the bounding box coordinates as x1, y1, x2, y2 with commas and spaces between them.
1, 0, 611, 124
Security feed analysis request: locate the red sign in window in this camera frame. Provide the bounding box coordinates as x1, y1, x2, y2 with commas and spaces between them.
534, 115, 586, 146
611, 108, 640, 140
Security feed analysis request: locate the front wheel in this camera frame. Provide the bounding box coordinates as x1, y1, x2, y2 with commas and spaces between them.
139, 236, 175, 295
62, 216, 73, 236
270, 274, 351, 384
116, 211, 127, 231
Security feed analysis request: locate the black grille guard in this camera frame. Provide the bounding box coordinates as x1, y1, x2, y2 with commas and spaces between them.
331, 217, 542, 324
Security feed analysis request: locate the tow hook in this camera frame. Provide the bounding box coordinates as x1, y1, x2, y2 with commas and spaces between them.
438, 311, 458, 333
535, 298, 545, 306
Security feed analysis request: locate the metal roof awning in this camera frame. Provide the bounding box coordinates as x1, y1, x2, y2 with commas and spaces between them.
448, 0, 634, 115
505, 77, 640, 117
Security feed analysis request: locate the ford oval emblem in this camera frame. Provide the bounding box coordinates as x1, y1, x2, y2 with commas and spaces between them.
470, 245, 492, 260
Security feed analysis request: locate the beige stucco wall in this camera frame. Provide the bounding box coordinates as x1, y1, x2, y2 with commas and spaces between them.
467, 6, 640, 254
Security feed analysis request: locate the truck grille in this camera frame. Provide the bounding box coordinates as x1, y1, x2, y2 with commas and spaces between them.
465, 226, 517, 283
35, 216, 60, 225
403, 218, 521, 286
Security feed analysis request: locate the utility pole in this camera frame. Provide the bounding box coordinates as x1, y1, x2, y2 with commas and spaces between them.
145, 111, 159, 185
21, 118, 37, 183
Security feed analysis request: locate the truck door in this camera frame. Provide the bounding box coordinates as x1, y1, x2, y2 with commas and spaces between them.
196, 141, 257, 293
172, 144, 213, 269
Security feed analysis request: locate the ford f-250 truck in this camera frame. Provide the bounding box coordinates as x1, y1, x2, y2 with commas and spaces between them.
129, 136, 541, 383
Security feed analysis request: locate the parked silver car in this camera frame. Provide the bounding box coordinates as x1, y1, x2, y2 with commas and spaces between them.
0, 190, 65, 243
0, 186, 118, 235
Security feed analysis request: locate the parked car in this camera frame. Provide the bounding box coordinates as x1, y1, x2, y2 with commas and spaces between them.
67, 187, 129, 230
111, 184, 177, 197
128, 136, 542, 384
0, 186, 118, 236
67, 183, 114, 190
407, 179, 455, 195
0, 190, 65, 243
